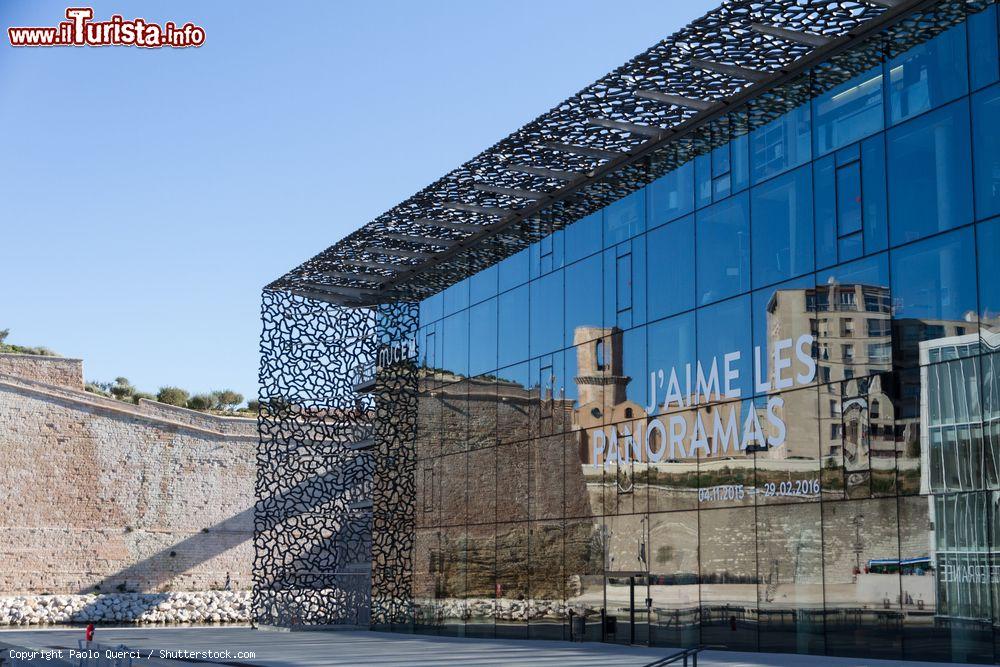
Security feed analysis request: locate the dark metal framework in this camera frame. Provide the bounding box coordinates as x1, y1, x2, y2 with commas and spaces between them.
268, 0, 979, 307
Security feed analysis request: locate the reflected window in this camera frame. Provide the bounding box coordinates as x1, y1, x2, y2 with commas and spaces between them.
648, 215, 695, 320
696, 193, 750, 305
565, 255, 603, 346
565, 211, 602, 264
530, 270, 564, 358
969, 4, 1000, 90
605, 189, 644, 247
814, 66, 884, 155
499, 248, 530, 292
887, 22, 968, 125
498, 284, 529, 368
890, 227, 978, 366
972, 83, 1000, 220
649, 161, 694, 227
750, 165, 814, 288
887, 99, 973, 245
750, 102, 811, 183
469, 298, 498, 377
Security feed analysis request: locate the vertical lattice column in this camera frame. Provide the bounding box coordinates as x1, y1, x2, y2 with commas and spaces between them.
371, 302, 419, 629
255, 290, 377, 628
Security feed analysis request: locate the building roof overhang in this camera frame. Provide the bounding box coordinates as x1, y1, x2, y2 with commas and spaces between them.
269, 0, 977, 306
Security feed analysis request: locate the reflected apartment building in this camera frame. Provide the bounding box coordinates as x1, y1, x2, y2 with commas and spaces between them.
258, 1, 1000, 663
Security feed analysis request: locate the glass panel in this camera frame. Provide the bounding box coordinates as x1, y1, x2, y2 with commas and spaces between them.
499, 247, 530, 292
890, 227, 978, 368
565, 254, 603, 348
815, 253, 893, 383
647, 215, 695, 321
469, 298, 498, 377
900, 493, 995, 663
604, 514, 649, 645
605, 189, 645, 247
529, 520, 566, 639
861, 134, 889, 253
648, 511, 700, 648
813, 66, 884, 156
972, 83, 1000, 221
498, 284, 529, 368
565, 517, 604, 640
565, 211, 602, 264
822, 498, 903, 659
837, 161, 863, 237
887, 98, 973, 245
751, 164, 815, 288
467, 446, 497, 524
814, 155, 838, 269
969, 4, 1000, 91
750, 102, 811, 184
697, 295, 753, 401
731, 132, 750, 193
530, 270, 564, 358
696, 153, 713, 209
470, 264, 498, 305
495, 522, 529, 638
887, 22, 969, 125
442, 309, 469, 377
756, 503, 825, 655
497, 362, 531, 446
699, 506, 758, 651
443, 279, 470, 316
696, 192, 751, 305
421, 291, 443, 326
465, 525, 496, 638
648, 161, 694, 227
440, 379, 469, 456
979, 217, 1000, 345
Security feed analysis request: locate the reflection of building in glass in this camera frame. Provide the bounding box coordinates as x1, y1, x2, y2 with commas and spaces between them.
259, 2, 1000, 662
919, 331, 1000, 623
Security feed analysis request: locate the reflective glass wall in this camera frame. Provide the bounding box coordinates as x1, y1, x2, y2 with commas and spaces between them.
405, 5, 1000, 662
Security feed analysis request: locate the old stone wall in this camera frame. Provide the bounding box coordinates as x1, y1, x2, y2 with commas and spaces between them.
0, 354, 83, 389
0, 368, 255, 597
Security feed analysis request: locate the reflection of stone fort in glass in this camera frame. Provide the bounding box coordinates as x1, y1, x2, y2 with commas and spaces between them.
258, 1, 1000, 662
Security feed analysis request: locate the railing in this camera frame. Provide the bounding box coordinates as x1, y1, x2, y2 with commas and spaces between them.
642, 646, 703, 667
352, 362, 377, 392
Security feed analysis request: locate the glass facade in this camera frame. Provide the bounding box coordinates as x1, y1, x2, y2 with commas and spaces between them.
405, 7, 1000, 663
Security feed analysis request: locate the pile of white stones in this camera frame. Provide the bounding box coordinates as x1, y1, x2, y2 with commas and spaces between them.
0, 591, 251, 626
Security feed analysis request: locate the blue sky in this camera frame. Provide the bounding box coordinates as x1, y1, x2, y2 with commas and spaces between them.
0, 0, 716, 401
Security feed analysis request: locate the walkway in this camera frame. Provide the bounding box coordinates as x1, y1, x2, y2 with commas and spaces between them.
0, 626, 983, 667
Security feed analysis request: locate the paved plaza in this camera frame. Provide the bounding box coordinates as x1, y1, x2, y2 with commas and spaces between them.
0, 626, 987, 667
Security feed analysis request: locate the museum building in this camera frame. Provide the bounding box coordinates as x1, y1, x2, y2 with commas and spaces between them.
257, 0, 1000, 662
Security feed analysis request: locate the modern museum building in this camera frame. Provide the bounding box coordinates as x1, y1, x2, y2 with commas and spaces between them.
256, 0, 1000, 662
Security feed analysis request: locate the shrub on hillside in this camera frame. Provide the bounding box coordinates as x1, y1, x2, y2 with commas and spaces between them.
156, 386, 190, 407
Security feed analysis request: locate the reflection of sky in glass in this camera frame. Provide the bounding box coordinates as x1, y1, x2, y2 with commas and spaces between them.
696, 193, 750, 305
469, 298, 497, 377
887, 99, 973, 245
646, 312, 696, 415
530, 271, 564, 357
887, 23, 967, 125
647, 215, 695, 320
751, 164, 814, 289
891, 227, 977, 322
498, 284, 528, 368
697, 295, 752, 400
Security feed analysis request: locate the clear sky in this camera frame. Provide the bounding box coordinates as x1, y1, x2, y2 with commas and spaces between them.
0, 0, 716, 402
